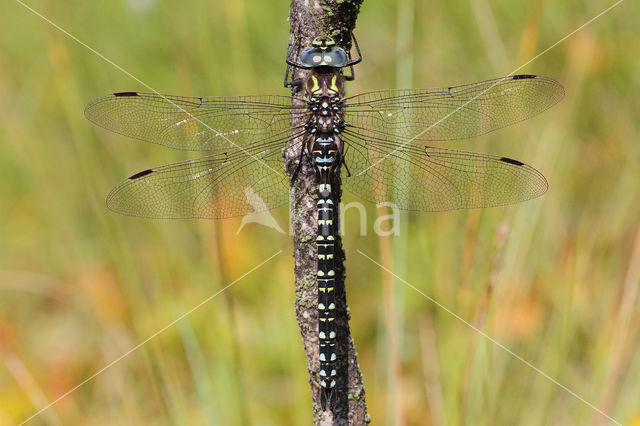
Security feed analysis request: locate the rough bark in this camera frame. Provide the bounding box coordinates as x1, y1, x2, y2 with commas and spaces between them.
284, 1, 369, 424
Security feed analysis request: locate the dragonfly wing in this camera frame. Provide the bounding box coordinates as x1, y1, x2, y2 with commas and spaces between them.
85, 92, 306, 152
343, 75, 563, 142
106, 132, 299, 219
341, 128, 547, 211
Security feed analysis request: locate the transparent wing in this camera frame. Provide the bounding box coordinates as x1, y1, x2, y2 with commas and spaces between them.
85, 91, 307, 152
341, 127, 547, 211
106, 131, 302, 219
343, 75, 564, 142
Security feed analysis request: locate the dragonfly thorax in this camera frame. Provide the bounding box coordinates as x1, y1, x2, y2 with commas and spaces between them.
305, 73, 344, 99
304, 72, 346, 184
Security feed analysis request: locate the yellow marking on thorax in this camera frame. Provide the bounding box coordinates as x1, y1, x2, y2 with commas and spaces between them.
328, 75, 339, 95
310, 76, 320, 95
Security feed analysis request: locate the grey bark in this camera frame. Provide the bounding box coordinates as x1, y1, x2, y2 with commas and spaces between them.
284, 1, 369, 424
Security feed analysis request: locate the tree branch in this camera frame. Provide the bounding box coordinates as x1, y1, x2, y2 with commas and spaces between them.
285, 0, 368, 424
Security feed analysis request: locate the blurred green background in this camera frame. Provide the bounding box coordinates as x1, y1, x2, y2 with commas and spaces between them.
1, 0, 639, 424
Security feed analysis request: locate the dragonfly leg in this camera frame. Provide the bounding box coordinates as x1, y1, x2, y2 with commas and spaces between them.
291, 138, 310, 182
285, 76, 305, 89
341, 158, 352, 178
343, 59, 356, 81
339, 143, 352, 178
345, 31, 362, 66
284, 31, 308, 88
342, 32, 361, 81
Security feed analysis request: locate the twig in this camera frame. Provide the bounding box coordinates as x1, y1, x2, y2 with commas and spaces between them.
285, 0, 368, 424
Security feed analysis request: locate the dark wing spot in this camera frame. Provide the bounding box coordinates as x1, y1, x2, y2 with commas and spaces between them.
500, 157, 525, 166
129, 169, 154, 179
114, 91, 139, 97
512, 74, 536, 80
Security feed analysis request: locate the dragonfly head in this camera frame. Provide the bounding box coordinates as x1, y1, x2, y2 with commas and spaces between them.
300, 36, 348, 68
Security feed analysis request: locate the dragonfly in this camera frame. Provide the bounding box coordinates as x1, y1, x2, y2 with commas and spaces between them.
85, 33, 564, 409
